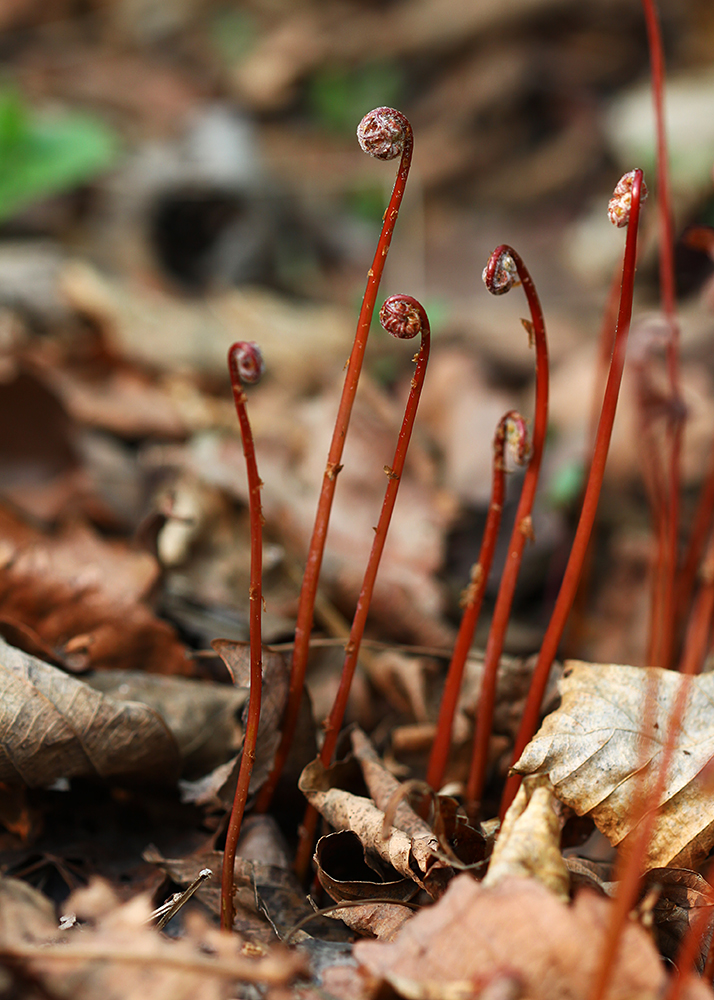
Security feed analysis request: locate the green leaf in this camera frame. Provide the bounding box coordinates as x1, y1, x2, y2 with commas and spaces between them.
308, 62, 404, 136
0, 90, 119, 221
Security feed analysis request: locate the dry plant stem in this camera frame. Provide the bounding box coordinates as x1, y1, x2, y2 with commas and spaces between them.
255, 108, 413, 814
704, 924, 714, 983
587, 265, 622, 454
221, 343, 264, 933
588, 650, 697, 1000
636, 376, 670, 667
295, 295, 430, 879
501, 170, 646, 818
565, 267, 624, 656
642, 0, 682, 670
465, 248, 549, 814
427, 410, 528, 792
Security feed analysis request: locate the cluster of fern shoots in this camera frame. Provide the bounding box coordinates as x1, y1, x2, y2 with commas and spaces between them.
218, 1, 714, 993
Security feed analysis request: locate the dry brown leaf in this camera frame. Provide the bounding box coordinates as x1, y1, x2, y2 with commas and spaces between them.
299, 758, 451, 898
202, 641, 309, 805
46, 366, 189, 440
323, 898, 415, 942
0, 637, 180, 786
0, 876, 59, 947
0, 505, 190, 675
60, 261, 353, 389
483, 775, 569, 900
361, 651, 436, 721
354, 873, 714, 1000
514, 661, 714, 869
643, 868, 714, 972
350, 729, 435, 841
0, 638, 249, 790
84, 670, 245, 780
315, 829, 418, 903
2, 877, 305, 1000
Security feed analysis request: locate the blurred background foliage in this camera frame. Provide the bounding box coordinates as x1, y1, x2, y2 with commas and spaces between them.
0, 0, 713, 661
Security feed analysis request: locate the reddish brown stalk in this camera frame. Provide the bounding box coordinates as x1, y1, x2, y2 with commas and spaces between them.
630, 322, 675, 666
704, 923, 714, 982
678, 528, 714, 675
588, 639, 698, 1000
426, 411, 529, 793
464, 248, 549, 815
221, 342, 264, 933
501, 170, 647, 817
642, 0, 683, 670
295, 294, 430, 878
587, 265, 623, 454
255, 108, 413, 814
564, 266, 624, 657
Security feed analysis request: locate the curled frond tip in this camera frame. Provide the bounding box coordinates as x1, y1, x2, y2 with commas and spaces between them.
379, 294, 427, 340
483, 247, 519, 295
357, 107, 411, 161
608, 169, 648, 228
228, 341, 264, 385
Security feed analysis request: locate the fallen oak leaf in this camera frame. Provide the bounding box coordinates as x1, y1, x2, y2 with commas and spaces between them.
0, 637, 180, 786
513, 661, 714, 869
354, 874, 714, 1000
0, 638, 256, 788
0, 505, 190, 675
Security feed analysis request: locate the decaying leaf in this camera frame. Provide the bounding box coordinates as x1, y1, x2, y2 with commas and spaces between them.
0, 505, 189, 675
314, 830, 418, 940
0, 877, 306, 1000
0, 637, 180, 786
300, 757, 451, 898
514, 661, 714, 869
354, 873, 713, 1000
84, 670, 245, 780
0, 637, 264, 790
0, 876, 59, 947
180, 641, 311, 807
483, 775, 569, 900
350, 728, 435, 840
642, 868, 714, 972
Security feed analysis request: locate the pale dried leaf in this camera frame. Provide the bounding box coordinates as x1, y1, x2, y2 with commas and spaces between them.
514, 661, 714, 868
299, 758, 451, 898
350, 728, 434, 840
0, 876, 59, 947
483, 775, 569, 900
328, 900, 414, 942
354, 874, 713, 1000
4, 878, 305, 1000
